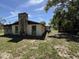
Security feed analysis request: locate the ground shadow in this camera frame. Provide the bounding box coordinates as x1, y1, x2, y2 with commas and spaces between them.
0, 32, 47, 43
48, 33, 79, 43
0, 35, 23, 43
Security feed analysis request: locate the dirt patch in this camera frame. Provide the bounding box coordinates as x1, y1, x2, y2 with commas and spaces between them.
54, 45, 69, 57
54, 45, 78, 59
0, 52, 13, 59
29, 56, 35, 59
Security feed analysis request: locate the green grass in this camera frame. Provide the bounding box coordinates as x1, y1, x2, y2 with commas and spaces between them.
0, 39, 62, 59
0, 29, 4, 35
0, 30, 79, 59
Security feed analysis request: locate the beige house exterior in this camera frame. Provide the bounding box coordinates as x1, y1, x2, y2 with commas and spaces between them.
3, 13, 46, 36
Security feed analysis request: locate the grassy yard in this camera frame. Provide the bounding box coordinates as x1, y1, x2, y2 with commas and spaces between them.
0, 30, 4, 35
0, 30, 79, 59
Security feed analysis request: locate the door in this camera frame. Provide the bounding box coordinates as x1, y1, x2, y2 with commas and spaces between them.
32, 26, 36, 36
15, 26, 18, 34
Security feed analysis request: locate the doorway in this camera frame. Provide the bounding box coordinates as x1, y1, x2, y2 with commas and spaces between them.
32, 26, 36, 36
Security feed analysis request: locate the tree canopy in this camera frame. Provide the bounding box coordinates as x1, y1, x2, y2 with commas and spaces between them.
0, 18, 6, 29
45, 0, 79, 34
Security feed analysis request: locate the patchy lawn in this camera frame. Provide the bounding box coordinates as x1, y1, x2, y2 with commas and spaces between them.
0, 30, 79, 59
0, 30, 4, 35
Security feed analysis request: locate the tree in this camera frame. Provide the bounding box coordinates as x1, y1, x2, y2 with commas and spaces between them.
40, 21, 46, 25
45, 0, 79, 34
0, 17, 6, 24
0, 18, 6, 29
45, 0, 68, 11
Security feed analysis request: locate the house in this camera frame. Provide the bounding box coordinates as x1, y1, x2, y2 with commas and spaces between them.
3, 13, 46, 37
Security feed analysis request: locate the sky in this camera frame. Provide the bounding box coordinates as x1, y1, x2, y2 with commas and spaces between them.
0, 0, 56, 25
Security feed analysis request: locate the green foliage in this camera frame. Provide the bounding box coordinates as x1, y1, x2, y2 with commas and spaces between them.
0, 31, 79, 59
45, 0, 67, 11
46, 0, 79, 33
40, 21, 46, 25
0, 18, 6, 30
45, 0, 59, 11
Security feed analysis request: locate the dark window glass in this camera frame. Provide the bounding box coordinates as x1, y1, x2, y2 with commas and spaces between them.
15, 26, 18, 33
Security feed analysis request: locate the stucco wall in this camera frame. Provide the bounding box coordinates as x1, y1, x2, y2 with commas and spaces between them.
4, 24, 45, 36
27, 25, 32, 35
12, 25, 20, 35
27, 24, 45, 36
36, 25, 45, 36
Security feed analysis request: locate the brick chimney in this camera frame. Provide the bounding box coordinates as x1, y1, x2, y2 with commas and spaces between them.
18, 12, 28, 35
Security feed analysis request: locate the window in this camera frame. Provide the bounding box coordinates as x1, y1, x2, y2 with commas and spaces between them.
15, 26, 18, 33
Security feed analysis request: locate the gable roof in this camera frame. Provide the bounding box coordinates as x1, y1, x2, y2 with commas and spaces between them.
4, 20, 41, 26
